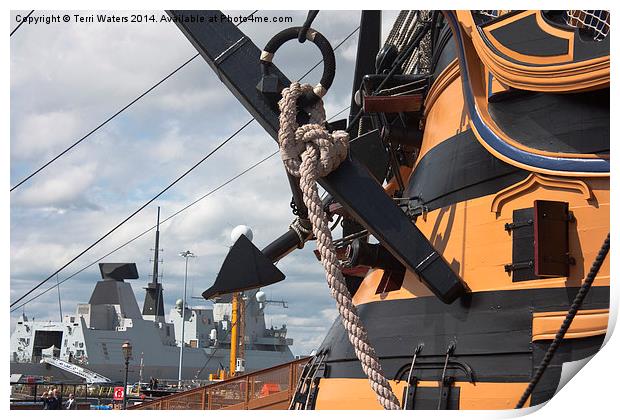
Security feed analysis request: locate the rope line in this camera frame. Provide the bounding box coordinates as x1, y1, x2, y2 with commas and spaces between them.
10, 10, 34, 37
297, 26, 359, 81
10, 17, 358, 309
10, 11, 259, 192
10, 119, 254, 308
10, 108, 349, 312
278, 82, 400, 410
10, 151, 278, 313
515, 233, 610, 408
10, 54, 200, 191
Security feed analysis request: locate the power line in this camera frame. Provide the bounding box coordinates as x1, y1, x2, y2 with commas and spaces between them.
10, 20, 358, 308
10, 10, 34, 37
10, 118, 254, 308
9, 12, 349, 193
10, 106, 350, 313
10, 150, 277, 314
10, 54, 199, 191
297, 25, 360, 81
9, 11, 259, 192
327, 104, 352, 121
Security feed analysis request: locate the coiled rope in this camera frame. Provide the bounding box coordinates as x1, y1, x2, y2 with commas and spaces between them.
278, 82, 401, 410
515, 233, 610, 408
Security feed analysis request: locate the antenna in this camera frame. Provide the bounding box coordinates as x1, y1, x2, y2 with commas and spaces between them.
142, 207, 165, 319
153, 207, 164, 319
152, 207, 161, 285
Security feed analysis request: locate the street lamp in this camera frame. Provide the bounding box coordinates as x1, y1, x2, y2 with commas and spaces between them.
121, 341, 132, 410
178, 250, 196, 388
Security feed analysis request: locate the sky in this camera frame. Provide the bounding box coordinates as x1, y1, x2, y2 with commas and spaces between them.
9, 10, 399, 356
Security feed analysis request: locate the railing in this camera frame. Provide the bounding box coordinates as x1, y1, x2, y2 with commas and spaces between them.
40, 356, 111, 383
130, 357, 310, 410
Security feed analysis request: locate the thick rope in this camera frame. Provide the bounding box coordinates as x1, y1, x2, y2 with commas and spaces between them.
515, 233, 610, 408
278, 82, 401, 410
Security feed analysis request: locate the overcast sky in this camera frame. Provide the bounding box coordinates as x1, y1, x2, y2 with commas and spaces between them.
9, 10, 399, 356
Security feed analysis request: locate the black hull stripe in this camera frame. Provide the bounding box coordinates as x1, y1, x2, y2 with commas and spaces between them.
405, 129, 529, 211
318, 287, 609, 384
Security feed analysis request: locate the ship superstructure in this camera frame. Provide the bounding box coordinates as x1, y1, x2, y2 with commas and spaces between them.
10, 213, 293, 383
10, 263, 293, 383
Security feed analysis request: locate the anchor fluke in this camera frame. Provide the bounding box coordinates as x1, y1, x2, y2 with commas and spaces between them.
202, 234, 285, 299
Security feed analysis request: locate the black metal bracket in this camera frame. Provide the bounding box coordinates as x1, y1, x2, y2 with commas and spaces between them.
505, 219, 533, 232
437, 342, 456, 410
438, 376, 455, 410
408, 205, 429, 219
402, 343, 424, 410
504, 260, 534, 273
402, 377, 419, 409
394, 359, 475, 385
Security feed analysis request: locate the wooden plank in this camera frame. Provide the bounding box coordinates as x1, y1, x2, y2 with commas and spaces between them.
363, 94, 423, 113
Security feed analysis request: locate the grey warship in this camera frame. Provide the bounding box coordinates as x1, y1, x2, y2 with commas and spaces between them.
10, 219, 293, 383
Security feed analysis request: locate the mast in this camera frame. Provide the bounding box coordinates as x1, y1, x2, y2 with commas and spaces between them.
152, 207, 161, 312
142, 207, 165, 321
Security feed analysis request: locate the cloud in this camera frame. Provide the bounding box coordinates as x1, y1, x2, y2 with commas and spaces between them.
9, 10, 399, 356
12, 161, 99, 209
12, 110, 83, 159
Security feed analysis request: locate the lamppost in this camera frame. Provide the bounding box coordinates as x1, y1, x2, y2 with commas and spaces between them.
178, 250, 196, 388
121, 341, 132, 410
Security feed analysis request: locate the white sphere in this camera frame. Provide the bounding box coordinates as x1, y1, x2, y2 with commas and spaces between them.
255, 290, 267, 303
231, 225, 253, 243
354, 89, 362, 107
175, 298, 183, 308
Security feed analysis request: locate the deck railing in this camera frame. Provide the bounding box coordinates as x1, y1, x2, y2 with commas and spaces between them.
129, 357, 310, 410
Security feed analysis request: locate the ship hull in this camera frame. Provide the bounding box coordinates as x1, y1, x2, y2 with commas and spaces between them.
11, 347, 294, 383
314, 287, 608, 409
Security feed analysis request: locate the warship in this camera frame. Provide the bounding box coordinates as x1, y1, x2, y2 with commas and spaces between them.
10, 214, 294, 383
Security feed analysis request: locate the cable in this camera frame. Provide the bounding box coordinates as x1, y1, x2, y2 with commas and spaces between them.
515, 233, 610, 408
10, 54, 199, 192
10, 23, 358, 308
297, 25, 360, 81
10, 107, 349, 313
326, 104, 351, 121
10, 10, 34, 37
11, 151, 278, 313
10, 11, 259, 192
10, 119, 254, 308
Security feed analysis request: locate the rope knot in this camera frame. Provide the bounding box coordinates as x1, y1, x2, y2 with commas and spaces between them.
278, 82, 349, 178
276, 81, 400, 410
